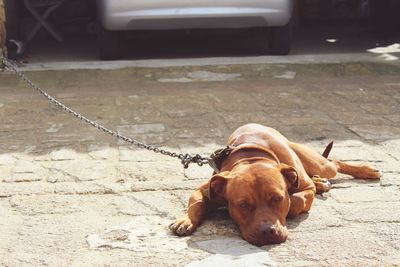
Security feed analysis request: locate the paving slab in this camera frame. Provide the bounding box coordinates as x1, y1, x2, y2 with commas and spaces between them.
1, 61, 400, 266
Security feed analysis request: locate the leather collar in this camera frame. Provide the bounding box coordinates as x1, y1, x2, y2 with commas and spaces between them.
220, 144, 280, 171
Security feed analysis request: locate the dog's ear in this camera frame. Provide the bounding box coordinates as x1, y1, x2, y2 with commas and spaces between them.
279, 164, 300, 189
205, 172, 230, 200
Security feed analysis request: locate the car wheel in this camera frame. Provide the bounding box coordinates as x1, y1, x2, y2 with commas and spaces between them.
5, 0, 25, 59
268, 19, 292, 55
98, 27, 122, 60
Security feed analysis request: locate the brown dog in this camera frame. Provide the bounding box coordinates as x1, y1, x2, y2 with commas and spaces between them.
169, 124, 381, 246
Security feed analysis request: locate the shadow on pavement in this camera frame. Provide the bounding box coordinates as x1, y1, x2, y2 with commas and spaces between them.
25, 23, 400, 62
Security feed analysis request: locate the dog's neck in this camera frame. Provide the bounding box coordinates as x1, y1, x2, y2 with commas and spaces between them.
221, 144, 280, 171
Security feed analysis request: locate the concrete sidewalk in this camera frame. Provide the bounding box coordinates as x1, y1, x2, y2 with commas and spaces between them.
1, 62, 400, 266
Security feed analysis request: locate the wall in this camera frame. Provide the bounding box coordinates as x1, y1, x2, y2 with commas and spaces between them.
0, 0, 5, 58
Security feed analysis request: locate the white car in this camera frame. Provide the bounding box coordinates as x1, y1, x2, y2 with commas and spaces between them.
96, 0, 294, 59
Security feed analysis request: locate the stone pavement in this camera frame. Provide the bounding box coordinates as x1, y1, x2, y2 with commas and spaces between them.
1, 61, 400, 266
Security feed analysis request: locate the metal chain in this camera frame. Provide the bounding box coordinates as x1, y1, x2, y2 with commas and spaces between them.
1, 57, 211, 168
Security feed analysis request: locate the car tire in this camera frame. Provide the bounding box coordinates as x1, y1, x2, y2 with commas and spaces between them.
268, 19, 292, 55
5, 0, 20, 39
98, 27, 122, 60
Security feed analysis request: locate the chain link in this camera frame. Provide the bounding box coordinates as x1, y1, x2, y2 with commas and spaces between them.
1, 57, 211, 168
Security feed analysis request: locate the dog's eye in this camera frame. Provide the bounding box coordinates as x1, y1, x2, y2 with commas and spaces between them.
239, 202, 249, 209
272, 196, 283, 203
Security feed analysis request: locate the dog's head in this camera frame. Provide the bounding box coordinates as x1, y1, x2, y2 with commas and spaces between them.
207, 161, 299, 246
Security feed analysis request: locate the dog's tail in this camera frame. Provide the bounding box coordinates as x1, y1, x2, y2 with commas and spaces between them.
322, 141, 334, 158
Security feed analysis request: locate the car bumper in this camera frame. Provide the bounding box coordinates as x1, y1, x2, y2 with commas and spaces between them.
97, 1, 294, 30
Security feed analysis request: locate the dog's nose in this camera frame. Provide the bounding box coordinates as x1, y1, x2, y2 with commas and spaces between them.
259, 223, 278, 237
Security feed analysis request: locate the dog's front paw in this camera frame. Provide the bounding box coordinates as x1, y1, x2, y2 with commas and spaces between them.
311, 176, 332, 194
169, 216, 197, 236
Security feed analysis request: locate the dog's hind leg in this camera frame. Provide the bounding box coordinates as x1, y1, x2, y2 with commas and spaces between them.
332, 160, 381, 179
288, 142, 338, 179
